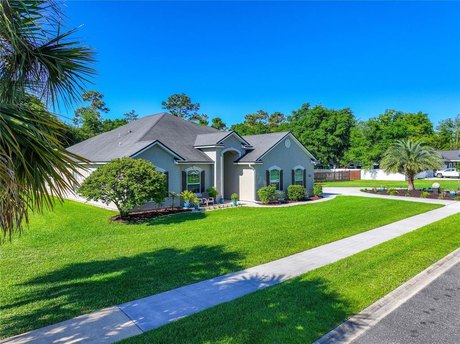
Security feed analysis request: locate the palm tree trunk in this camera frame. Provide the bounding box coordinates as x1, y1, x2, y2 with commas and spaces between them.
408, 177, 415, 191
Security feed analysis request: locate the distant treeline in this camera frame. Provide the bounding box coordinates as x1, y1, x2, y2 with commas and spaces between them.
58, 92, 459, 168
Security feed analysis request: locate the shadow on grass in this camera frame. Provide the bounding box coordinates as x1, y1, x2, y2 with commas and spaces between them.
125, 211, 208, 226
122, 276, 356, 344
1, 245, 244, 338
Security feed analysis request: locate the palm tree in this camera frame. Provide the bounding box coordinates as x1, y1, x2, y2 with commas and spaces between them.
381, 140, 443, 191
0, 0, 94, 241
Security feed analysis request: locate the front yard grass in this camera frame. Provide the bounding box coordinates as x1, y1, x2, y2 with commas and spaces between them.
0, 197, 439, 338
322, 179, 460, 190
123, 212, 460, 344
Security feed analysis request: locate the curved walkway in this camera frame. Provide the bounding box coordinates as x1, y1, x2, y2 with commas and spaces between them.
2, 198, 459, 344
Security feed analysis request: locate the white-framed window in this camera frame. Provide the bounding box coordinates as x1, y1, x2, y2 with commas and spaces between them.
187, 169, 201, 193
269, 169, 281, 190
294, 168, 304, 186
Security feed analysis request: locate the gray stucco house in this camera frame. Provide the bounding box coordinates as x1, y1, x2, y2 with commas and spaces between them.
67, 113, 316, 204
437, 150, 460, 169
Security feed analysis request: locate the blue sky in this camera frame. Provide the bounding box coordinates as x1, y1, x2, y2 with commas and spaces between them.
63, 1, 460, 126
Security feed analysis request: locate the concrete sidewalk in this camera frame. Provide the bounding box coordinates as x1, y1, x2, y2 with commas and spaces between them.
2, 202, 459, 344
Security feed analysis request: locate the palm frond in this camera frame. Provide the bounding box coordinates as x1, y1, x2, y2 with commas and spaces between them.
0, 0, 94, 241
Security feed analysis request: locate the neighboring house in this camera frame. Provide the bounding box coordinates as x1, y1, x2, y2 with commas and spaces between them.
67, 113, 316, 205
437, 150, 460, 169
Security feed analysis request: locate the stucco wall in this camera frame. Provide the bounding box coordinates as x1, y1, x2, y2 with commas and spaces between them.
236, 165, 255, 201
254, 135, 314, 199
223, 151, 240, 199
220, 135, 246, 156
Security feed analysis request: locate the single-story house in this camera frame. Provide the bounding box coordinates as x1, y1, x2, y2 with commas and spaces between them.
67, 113, 316, 205
437, 150, 460, 169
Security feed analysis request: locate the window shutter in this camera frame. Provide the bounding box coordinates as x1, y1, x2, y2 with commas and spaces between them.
182, 171, 186, 191
291, 169, 295, 185
200, 170, 205, 193
280, 170, 284, 191
266, 170, 270, 186
164, 172, 169, 197
303, 169, 307, 187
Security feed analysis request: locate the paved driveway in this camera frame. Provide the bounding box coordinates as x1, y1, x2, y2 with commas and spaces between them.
352, 261, 460, 344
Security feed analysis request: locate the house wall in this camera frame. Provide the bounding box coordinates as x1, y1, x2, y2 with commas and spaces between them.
220, 135, 246, 156
67, 144, 214, 210
254, 135, 314, 199
223, 151, 240, 199
237, 165, 255, 201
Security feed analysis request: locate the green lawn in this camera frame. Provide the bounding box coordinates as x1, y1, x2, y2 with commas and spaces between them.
322, 179, 460, 190
0, 197, 439, 338
122, 212, 460, 344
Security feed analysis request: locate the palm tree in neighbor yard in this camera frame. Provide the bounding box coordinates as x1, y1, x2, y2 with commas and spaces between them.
380, 140, 443, 191
0, 0, 94, 241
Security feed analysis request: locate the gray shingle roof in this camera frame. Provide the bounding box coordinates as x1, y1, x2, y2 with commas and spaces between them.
67, 113, 219, 162
238, 132, 290, 162
194, 131, 232, 146
67, 114, 311, 164
437, 150, 460, 162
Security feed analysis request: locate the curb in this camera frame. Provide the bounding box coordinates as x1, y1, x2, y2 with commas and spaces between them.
313, 247, 460, 344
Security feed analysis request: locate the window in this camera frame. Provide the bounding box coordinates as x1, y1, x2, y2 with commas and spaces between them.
269, 169, 281, 190
187, 170, 201, 193
294, 168, 304, 186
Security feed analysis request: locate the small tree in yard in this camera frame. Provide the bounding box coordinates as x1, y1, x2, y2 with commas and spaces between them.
380, 140, 443, 191
79, 158, 166, 218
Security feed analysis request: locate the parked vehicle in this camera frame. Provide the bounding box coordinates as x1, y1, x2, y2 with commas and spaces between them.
435, 168, 460, 178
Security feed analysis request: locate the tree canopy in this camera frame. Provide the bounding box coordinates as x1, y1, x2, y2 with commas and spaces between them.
436, 115, 460, 150
288, 103, 355, 166
78, 158, 166, 218
230, 110, 288, 136
380, 140, 443, 190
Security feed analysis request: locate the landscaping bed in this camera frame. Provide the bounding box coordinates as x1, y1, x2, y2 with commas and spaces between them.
361, 188, 459, 200
111, 208, 191, 223
259, 195, 322, 205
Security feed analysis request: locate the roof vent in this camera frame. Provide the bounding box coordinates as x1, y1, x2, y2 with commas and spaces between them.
118, 142, 122, 146
128, 130, 132, 133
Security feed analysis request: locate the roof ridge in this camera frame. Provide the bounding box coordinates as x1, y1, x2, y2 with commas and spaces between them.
138, 113, 168, 142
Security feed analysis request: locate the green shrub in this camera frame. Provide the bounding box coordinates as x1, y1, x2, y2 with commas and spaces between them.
287, 185, 306, 201
192, 195, 200, 206
231, 193, 238, 201
78, 157, 166, 218
313, 183, 323, 196
180, 190, 195, 203
275, 191, 285, 201
257, 185, 276, 204
420, 191, 430, 198
454, 195, 460, 201
387, 188, 398, 196
206, 187, 218, 198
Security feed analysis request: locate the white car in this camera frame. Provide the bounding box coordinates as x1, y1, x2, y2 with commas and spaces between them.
435, 168, 460, 178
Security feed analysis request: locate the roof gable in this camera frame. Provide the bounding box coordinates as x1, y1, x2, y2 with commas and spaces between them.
238, 132, 315, 162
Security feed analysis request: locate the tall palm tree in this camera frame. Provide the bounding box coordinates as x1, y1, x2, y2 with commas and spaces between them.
0, 0, 94, 241
381, 140, 443, 191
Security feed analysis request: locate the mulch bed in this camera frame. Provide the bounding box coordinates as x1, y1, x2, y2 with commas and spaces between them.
260, 195, 322, 206
111, 208, 191, 223
362, 188, 458, 201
